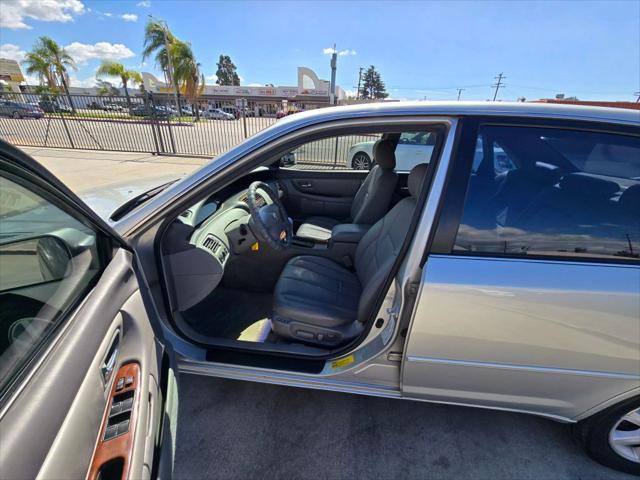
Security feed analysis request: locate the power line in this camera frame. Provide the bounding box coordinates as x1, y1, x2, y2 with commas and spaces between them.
492, 73, 506, 101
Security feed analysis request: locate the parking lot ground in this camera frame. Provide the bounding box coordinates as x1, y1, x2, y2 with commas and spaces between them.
175, 374, 635, 480
16, 146, 208, 192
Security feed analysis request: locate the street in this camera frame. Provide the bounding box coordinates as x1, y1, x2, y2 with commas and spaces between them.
175, 374, 635, 480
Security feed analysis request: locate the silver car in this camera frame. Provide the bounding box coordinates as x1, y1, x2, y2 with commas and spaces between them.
0, 102, 638, 478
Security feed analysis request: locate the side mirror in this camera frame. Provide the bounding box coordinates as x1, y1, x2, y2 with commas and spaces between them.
279, 152, 296, 167
0, 235, 72, 291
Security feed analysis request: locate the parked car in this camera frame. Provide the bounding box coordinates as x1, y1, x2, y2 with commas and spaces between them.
0, 102, 638, 478
38, 100, 72, 114
129, 104, 172, 119
202, 108, 235, 120
103, 103, 125, 112
0, 100, 44, 119
87, 101, 105, 110
220, 106, 241, 119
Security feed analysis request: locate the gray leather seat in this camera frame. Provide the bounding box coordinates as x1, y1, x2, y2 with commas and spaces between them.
296, 140, 399, 242
272, 163, 430, 346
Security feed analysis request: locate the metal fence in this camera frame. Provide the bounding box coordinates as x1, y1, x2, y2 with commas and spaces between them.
0, 92, 380, 169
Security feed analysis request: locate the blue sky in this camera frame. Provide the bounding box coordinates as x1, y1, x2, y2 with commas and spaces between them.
1, 0, 639, 101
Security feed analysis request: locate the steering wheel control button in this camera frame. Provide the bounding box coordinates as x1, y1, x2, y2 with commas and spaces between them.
115, 377, 125, 391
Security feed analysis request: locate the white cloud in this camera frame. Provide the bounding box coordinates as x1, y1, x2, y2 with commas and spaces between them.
0, 43, 26, 62
121, 13, 138, 22
322, 47, 356, 56
1, 0, 85, 29
69, 75, 97, 88
103, 12, 112, 17
64, 41, 135, 64
205, 73, 218, 82
246, 83, 262, 87
137, 0, 151, 6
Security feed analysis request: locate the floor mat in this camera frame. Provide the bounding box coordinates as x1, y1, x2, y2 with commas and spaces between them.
183, 288, 273, 341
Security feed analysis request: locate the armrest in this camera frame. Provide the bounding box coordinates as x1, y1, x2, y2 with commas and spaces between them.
331, 223, 371, 244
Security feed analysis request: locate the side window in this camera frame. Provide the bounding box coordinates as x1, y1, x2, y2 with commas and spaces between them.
394, 131, 437, 172
0, 173, 104, 393
454, 125, 640, 260
280, 134, 382, 170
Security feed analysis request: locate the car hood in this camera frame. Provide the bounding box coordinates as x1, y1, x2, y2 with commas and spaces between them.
78, 175, 179, 223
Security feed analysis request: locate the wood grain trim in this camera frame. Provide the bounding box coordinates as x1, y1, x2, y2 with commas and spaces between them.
86, 363, 140, 480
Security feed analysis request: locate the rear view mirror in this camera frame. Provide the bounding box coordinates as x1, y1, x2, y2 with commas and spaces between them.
279, 152, 296, 167
0, 236, 72, 291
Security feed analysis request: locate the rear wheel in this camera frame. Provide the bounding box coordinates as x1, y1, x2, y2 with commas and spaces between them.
12, 111, 21, 119
351, 152, 371, 170
575, 396, 640, 475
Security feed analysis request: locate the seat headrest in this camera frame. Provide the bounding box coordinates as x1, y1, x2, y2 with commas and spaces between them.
373, 140, 396, 170
619, 184, 640, 210
559, 173, 619, 200
408, 163, 430, 197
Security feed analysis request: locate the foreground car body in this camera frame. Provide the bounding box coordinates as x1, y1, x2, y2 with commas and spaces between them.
0, 102, 638, 478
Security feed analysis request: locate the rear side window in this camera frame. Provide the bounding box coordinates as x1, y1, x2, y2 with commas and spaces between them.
454, 125, 640, 261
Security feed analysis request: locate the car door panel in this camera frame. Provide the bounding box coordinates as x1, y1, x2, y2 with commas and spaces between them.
0, 142, 175, 480
402, 255, 640, 420
277, 169, 366, 221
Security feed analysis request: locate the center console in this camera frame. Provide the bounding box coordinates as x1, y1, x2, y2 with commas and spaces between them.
291, 223, 371, 266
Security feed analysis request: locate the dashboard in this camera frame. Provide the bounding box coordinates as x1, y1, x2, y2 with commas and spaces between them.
163, 179, 282, 311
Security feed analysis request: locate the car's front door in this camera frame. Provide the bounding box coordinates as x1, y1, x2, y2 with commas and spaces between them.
0, 141, 178, 480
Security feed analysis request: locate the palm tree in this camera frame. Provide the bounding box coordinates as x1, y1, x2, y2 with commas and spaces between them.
28, 36, 77, 113
142, 18, 181, 109
172, 41, 204, 120
22, 51, 57, 88
96, 62, 142, 109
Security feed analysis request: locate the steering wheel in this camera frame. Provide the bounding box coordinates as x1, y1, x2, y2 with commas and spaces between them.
246, 181, 293, 251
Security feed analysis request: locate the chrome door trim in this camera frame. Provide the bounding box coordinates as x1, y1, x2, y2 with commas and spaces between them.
405, 356, 640, 380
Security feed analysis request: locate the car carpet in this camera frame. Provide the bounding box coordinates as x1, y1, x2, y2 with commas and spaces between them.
183, 287, 274, 342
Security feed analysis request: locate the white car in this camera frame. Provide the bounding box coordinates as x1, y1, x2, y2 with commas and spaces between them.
203, 108, 235, 120
347, 131, 436, 170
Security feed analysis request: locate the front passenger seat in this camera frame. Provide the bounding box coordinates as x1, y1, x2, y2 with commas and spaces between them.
295, 140, 398, 242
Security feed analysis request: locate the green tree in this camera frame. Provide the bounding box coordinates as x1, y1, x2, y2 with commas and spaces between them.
173, 41, 204, 120
27, 36, 77, 113
360, 65, 388, 100
96, 61, 142, 108
142, 18, 181, 109
22, 51, 57, 88
215, 55, 240, 86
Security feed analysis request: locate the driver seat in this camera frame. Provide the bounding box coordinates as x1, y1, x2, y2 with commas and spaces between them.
271, 163, 430, 346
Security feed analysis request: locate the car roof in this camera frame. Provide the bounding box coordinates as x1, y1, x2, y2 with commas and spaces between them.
276, 101, 640, 127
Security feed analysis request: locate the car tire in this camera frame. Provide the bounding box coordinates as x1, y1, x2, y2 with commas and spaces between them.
12, 111, 21, 119
574, 396, 640, 475
351, 152, 372, 170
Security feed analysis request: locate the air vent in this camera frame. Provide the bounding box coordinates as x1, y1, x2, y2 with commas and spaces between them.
202, 235, 220, 253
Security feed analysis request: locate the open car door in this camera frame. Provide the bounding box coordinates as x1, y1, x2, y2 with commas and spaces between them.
0, 141, 178, 480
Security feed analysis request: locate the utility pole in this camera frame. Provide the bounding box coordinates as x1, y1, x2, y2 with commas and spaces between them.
492, 73, 506, 101
329, 43, 337, 105
456, 88, 465, 101
635, 91, 640, 103
356, 66, 363, 100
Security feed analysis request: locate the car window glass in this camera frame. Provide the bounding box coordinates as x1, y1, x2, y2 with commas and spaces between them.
394, 131, 437, 172
0, 174, 104, 394
454, 126, 640, 260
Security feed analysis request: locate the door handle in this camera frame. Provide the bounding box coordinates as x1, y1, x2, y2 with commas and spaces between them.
101, 333, 120, 385
299, 182, 312, 188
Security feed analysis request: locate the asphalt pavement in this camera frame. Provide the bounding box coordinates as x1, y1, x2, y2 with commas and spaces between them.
174, 374, 635, 480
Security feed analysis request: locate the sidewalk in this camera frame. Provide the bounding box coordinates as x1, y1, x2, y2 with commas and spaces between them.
17, 146, 210, 193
